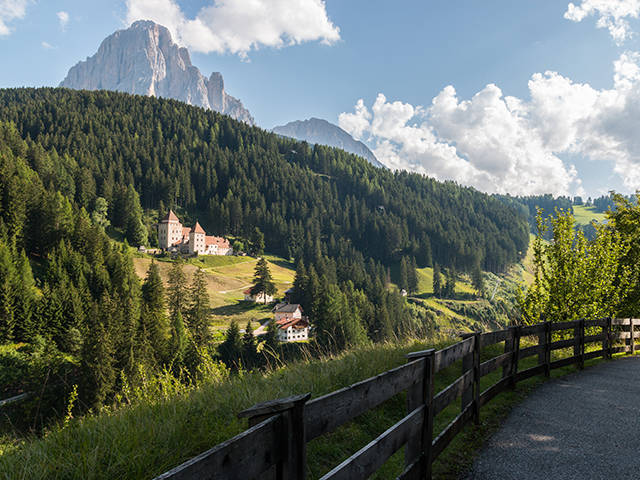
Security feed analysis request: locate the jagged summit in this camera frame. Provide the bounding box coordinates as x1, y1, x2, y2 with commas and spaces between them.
60, 20, 254, 125
272, 117, 385, 168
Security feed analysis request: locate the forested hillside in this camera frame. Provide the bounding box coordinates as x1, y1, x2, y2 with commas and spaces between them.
0, 88, 528, 273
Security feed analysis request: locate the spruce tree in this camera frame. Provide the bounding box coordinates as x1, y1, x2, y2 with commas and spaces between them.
167, 260, 187, 324
140, 261, 168, 364
0, 241, 16, 342
445, 268, 456, 298
249, 227, 265, 257
399, 257, 409, 291
187, 268, 211, 348
241, 320, 257, 369
408, 257, 419, 294
471, 262, 485, 297
432, 264, 442, 298
250, 258, 276, 304
218, 319, 242, 367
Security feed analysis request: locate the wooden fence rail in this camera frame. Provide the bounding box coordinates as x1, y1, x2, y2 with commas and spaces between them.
153, 317, 639, 480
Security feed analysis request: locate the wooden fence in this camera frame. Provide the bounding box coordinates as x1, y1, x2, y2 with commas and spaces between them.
153, 317, 640, 480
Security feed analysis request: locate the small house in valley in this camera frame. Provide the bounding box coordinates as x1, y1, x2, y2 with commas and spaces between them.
273, 303, 303, 322
244, 289, 274, 303
273, 303, 309, 342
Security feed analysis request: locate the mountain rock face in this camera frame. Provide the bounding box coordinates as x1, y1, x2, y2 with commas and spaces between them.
60, 20, 254, 125
272, 118, 384, 168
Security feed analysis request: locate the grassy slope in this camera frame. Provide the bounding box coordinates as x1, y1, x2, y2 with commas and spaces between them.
0, 338, 618, 480
572, 205, 608, 226
132, 254, 296, 332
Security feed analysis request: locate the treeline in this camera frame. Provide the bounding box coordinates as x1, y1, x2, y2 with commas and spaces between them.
0, 88, 528, 273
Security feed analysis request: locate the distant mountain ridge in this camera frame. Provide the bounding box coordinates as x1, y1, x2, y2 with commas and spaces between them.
60, 20, 254, 125
273, 118, 385, 168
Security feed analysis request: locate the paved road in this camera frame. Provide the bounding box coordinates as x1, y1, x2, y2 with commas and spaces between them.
467, 356, 640, 480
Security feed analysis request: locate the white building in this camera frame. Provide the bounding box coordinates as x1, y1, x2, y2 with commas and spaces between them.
273, 304, 303, 322
276, 317, 309, 342
157, 210, 232, 255
244, 288, 274, 304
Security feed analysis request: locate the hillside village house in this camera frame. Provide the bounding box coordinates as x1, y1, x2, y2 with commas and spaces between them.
158, 210, 233, 255
244, 289, 274, 303
273, 303, 309, 342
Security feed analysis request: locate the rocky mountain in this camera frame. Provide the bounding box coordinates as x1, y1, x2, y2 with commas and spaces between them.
60, 20, 254, 125
272, 118, 385, 168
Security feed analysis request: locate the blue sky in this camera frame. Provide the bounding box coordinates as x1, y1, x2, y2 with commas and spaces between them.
2, 0, 640, 198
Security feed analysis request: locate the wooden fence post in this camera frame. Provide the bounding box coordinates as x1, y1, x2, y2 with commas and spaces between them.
502, 327, 515, 380
238, 393, 311, 480
473, 333, 481, 425
629, 318, 635, 355
537, 318, 546, 368
579, 319, 585, 370
405, 349, 435, 479
544, 321, 551, 378
606, 317, 613, 359
508, 326, 520, 388
460, 333, 474, 410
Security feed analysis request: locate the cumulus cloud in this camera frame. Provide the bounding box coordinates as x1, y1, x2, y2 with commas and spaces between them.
125, 0, 340, 56
57, 11, 69, 31
41, 41, 54, 49
340, 52, 640, 196
0, 0, 29, 36
565, 0, 640, 44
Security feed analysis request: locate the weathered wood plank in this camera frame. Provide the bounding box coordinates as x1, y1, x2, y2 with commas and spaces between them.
478, 377, 511, 408
434, 337, 474, 373
397, 458, 421, 480
479, 329, 509, 348
431, 404, 475, 460
153, 415, 283, 480
0, 392, 31, 408
583, 349, 606, 361
611, 318, 631, 326
549, 355, 579, 370
319, 406, 424, 480
479, 352, 512, 378
549, 320, 581, 332
518, 344, 545, 359
519, 324, 546, 336
611, 331, 631, 341
514, 364, 546, 383
305, 359, 424, 441
549, 337, 580, 351
433, 370, 473, 416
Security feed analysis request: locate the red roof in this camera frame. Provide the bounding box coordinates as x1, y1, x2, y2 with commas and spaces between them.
191, 221, 206, 234
206, 236, 230, 248
277, 317, 309, 330
161, 209, 180, 223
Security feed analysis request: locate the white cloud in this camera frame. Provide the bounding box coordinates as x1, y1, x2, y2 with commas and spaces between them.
41, 41, 53, 49
340, 52, 640, 196
57, 11, 69, 31
125, 0, 340, 56
565, 0, 640, 44
0, 0, 29, 36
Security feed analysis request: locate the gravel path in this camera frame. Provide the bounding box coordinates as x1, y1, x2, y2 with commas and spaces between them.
466, 356, 640, 480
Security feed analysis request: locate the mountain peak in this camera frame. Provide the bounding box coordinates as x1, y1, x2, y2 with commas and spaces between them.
272, 118, 385, 168
60, 20, 254, 125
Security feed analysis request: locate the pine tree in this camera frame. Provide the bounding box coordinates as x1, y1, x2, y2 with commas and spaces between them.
250, 258, 276, 304
218, 319, 242, 367
399, 257, 409, 291
471, 262, 485, 298
445, 268, 456, 298
169, 310, 187, 366
167, 260, 187, 323
0, 241, 16, 342
241, 320, 257, 369
408, 257, 419, 294
140, 261, 168, 364
187, 268, 211, 348
249, 227, 265, 257
432, 263, 442, 298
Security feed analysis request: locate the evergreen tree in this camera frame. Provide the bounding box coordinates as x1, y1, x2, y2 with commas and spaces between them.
169, 310, 187, 366
433, 264, 442, 298
408, 257, 419, 294
249, 227, 265, 257
167, 260, 187, 323
264, 320, 280, 355
241, 320, 257, 369
187, 267, 211, 348
250, 258, 276, 304
471, 262, 485, 297
399, 257, 409, 291
444, 268, 456, 298
140, 261, 168, 364
0, 241, 16, 342
218, 319, 242, 367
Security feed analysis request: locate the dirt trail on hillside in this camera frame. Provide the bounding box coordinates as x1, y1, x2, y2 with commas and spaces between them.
467, 357, 640, 479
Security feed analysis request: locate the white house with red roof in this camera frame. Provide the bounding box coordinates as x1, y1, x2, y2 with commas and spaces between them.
272, 303, 309, 342
243, 288, 274, 303
157, 210, 233, 255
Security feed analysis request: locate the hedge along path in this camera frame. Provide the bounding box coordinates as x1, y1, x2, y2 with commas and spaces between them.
153, 317, 639, 480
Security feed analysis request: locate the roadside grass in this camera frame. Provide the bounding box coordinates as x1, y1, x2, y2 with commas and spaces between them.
0, 335, 624, 480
